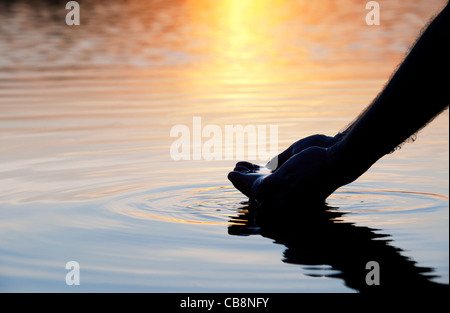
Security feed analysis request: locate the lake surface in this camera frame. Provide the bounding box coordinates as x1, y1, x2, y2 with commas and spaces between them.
0, 0, 448, 292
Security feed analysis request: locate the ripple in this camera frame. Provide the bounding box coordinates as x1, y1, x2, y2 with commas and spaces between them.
329, 189, 448, 214
109, 186, 247, 225
109, 187, 449, 225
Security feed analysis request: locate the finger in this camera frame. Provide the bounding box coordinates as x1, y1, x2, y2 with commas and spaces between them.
235, 161, 261, 172
266, 149, 291, 171
233, 165, 251, 173
228, 171, 264, 198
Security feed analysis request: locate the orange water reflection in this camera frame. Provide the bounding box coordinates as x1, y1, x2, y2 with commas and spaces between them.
0, 0, 447, 202
180, 0, 446, 84
185, 0, 288, 82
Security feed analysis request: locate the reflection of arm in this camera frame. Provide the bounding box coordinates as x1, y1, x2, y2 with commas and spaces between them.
331, 3, 449, 183
325, 222, 441, 292
262, 212, 444, 292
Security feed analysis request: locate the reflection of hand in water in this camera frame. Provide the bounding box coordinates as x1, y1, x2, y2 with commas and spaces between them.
228, 202, 446, 293
228, 3, 449, 206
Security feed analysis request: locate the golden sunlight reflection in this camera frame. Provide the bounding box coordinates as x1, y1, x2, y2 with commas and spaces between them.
125, 209, 247, 225
185, 0, 293, 86
173, 0, 422, 115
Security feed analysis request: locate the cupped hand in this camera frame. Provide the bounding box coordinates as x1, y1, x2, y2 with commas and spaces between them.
228, 134, 343, 205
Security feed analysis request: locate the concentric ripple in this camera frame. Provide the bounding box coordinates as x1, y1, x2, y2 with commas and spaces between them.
109, 185, 247, 225
329, 189, 449, 214
108, 186, 449, 225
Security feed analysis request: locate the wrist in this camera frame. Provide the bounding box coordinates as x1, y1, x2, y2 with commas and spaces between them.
332, 131, 346, 144
326, 140, 372, 187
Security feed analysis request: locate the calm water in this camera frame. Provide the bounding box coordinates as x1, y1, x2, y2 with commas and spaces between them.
0, 0, 448, 292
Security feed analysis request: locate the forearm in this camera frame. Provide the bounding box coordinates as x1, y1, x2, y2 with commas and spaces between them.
332, 3, 449, 179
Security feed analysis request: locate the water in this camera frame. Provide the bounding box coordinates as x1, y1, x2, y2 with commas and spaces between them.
0, 0, 448, 292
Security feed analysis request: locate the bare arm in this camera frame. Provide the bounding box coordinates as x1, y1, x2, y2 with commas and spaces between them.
331, 2, 450, 184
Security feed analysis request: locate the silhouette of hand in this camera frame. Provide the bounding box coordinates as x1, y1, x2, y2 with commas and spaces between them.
267, 134, 340, 171
228, 134, 343, 205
